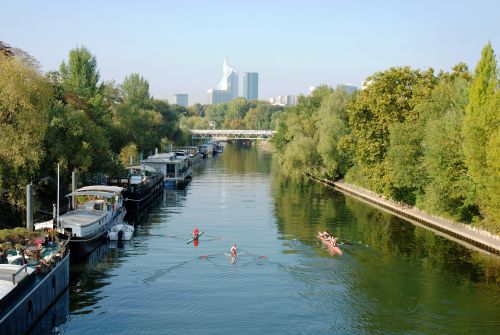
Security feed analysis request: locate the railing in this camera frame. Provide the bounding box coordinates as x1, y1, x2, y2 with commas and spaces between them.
191, 129, 276, 140
12, 264, 28, 285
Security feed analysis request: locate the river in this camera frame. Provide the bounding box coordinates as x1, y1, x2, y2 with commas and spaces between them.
56, 143, 499, 334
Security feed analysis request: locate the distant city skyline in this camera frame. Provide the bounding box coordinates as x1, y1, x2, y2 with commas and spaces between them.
1, 0, 498, 104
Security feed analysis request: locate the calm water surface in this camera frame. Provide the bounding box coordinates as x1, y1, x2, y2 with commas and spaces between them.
59, 144, 499, 334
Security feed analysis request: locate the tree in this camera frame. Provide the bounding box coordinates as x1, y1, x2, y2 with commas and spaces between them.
0, 53, 51, 208
347, 67, 436, 196
60, 46, 100, 100
121, 73, 151, 108
119, 143, 139, 167
316, 88, 353, 180
462, 42, 499, 228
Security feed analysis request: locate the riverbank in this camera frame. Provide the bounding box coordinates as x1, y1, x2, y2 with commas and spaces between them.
314, 177, 500, 256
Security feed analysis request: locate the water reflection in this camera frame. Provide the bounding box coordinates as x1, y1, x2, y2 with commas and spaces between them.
272, 173, 500, 333
69, 243, 120, 315
27, 289, 69, 335
59, 143, 500, 334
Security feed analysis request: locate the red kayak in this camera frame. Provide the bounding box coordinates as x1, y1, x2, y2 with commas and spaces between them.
318, 231, 342, 256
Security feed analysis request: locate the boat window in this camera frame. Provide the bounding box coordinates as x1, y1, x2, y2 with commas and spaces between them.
166, 164, 175, 174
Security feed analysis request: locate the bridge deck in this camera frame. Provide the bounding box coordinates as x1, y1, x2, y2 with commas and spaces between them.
191, 129, 275, 140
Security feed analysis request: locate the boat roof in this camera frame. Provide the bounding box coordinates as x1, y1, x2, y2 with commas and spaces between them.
77, 185, 124, 193
0, 264, 35, 300
59, 208, 106, 226
66, 190, 116, 198
127, 165, 158, 173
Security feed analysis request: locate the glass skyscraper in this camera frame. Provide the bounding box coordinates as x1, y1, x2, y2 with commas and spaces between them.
242, 72, 258, 100
207, 59, 238, 104
173, 94, 188, 107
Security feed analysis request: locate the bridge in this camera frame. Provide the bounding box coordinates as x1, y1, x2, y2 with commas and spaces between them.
190, 129, 276, 141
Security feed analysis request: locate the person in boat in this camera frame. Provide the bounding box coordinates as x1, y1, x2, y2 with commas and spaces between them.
321, 231, 337, 246
231, 243, 237, 256
193, 227, 199, 239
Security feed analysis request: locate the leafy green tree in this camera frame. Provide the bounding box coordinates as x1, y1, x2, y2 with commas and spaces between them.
121, 73, 151, 108
119, 143, 139, 167
316, 88, 353, 180
59, 46, 100, 100
273, 86, 333, 179
151, 100, 180, 140
347, 67, 436, 196
43, 101, 116, 177
462, 42, 499, 228
0, 53, 51, 208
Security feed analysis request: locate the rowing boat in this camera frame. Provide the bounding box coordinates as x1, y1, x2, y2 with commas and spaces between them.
317, 231, 342, 256
187, 231, 205, 244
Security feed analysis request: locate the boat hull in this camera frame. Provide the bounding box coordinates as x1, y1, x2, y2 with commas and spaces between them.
318, 233, 343, 256
65, 210, 125, 259
0, 251, 70, 335
123, 178, 163, 220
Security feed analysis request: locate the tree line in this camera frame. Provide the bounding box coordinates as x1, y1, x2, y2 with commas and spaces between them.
272, 43, 499, 234
180, 97, 284, 130
0, 45, 191, 220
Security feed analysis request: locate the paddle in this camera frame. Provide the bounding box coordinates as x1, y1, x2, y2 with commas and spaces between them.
187, 231, 205, 244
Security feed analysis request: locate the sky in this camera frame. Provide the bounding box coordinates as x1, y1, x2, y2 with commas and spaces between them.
1, 0, 499, 104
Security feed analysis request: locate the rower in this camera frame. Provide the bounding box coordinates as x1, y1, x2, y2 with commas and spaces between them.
193, 226, 199, 239
231, 243, 237, 256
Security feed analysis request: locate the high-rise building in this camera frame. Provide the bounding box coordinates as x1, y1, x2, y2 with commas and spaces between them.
269, 95, 297, 106
242, 72, 258, 100
173, 94, 188, 107
207, 59, 238, 104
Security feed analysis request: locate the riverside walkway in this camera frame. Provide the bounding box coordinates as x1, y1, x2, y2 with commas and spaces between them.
317, 178, 500, 255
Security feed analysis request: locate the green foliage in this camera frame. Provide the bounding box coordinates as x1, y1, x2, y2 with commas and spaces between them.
119, 143, 139, 167
121, 73, 151, 108
347, 67, 437, 196
59, 46, 100, 100
316, 89, 353, 179
414, 78, 478, 222
462, 42, 499, 229
273, 85, 338, 179
204, 98, 282, 130
0, 53, 51, 208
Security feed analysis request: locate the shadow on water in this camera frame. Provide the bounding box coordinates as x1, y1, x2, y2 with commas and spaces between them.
26, 289, 69, 335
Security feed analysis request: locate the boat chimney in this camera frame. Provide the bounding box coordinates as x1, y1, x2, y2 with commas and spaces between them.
52, 203, 56, 224
26, 183, 33, 231
72, 171, 77, 210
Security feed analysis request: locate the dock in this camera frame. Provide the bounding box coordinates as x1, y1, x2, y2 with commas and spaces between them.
315, 177, 500, 256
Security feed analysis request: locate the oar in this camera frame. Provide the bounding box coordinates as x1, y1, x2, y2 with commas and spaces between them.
187, 231, 205, 244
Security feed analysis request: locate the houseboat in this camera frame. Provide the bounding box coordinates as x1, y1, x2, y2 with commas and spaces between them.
178, 146, 203, 165
198, 142, 214, 158
35, 186, 126, 258
107, 165, 163, 220
0, 244, 69, 335
142, 152, 192, 189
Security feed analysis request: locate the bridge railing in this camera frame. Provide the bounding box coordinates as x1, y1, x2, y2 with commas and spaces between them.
190, 129, 276, 140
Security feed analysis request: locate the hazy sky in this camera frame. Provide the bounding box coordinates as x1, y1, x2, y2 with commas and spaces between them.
1, 0, 499, 104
